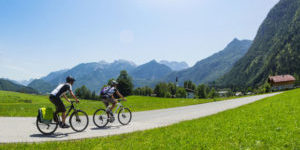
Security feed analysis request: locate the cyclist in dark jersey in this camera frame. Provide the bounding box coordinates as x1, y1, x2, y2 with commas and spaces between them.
49, 76, 79, 128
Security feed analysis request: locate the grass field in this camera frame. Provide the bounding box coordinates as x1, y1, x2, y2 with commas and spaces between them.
1, 89, 299, 149
0, 90, 235, 117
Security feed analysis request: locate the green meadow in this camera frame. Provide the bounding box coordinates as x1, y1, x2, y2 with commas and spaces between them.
1, 89, 299, 149
0, 90, 235, 117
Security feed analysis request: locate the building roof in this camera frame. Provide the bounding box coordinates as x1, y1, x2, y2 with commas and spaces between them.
268, 75, 296, 83
185, 88, 195, 93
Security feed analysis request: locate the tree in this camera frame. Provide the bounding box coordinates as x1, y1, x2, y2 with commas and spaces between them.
208, 88, 218, 99
184, 80, 196, 91
133, 86, 153, 96
117, 70, 134, 96
294, 73, 300, 86
75, 85, 92, 99
91, 91, 96, 100
154, 82, 169, 97
265, 83, 271, 93
168, 83, 177, 97
247, 87, 253, 92
176, 87, 187, 98
145, 86, 153, 96
226, 89, 234, 97
75, 88, 82, 98
196, 84, 207, 99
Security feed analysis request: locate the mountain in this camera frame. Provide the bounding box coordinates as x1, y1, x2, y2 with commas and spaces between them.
130, 60, 172, 80
7, 79, 35, 86
159, 60, 189, 71
42, 69, 68, 83
27, 79, 56, 94
0, 79, 38, 94
219, 0, 300, 87
129, 60, 173, 88
165, 39, 252, 85
31, 60, 137, 93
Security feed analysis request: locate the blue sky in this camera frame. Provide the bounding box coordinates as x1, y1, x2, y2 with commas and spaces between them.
0, 0, 279, 80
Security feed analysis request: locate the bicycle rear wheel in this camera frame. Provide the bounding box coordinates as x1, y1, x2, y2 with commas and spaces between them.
36, 116, 58, 135
118, 108, 132, 125
69, 110, 89, 132
93, 109, 109, 128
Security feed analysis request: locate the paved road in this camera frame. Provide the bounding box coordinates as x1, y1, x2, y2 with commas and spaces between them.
0, 93, 280, 143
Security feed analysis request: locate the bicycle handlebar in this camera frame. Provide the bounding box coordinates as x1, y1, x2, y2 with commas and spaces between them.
70, 100, 80, 104
117, 99, 126, 102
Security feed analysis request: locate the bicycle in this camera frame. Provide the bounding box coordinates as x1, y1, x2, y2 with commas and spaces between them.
93, 99, 132, 128
36, 101, 89, 135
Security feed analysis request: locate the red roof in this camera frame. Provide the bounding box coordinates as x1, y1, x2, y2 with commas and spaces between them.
268, 75, 296, 83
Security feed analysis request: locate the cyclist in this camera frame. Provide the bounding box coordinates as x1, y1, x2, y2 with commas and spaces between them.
49, 76, 79, 128
100, 80, 126, 118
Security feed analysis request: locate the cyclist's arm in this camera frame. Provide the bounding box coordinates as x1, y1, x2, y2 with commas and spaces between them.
63, 94, 71, 103
70, 90, 79, 103
115, 90, 126, 101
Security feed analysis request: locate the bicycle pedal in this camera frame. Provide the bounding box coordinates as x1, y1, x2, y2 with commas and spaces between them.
109, 117, 115, 123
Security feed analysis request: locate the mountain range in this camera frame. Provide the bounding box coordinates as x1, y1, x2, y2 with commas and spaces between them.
159, 61, 189, 71
28, 60, 175, 93
165, 39, 252, 85
26, 37, 252, 94
218, 0, 300, 87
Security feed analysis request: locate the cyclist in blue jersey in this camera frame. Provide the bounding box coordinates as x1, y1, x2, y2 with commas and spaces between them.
100, 80, 126, 117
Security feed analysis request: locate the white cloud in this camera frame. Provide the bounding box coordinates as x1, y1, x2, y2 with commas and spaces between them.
120, 30, 134, 44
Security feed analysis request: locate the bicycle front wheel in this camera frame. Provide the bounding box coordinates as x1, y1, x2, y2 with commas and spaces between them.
118, 108, 132, 125
69, 110, 89, 132
36, 116, 58, 135
93, 109, 109, 128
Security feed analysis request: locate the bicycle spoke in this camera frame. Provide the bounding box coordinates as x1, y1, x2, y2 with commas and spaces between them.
93, 109, 109, 128
118, 108, 132, 125
70, 110, 89, 132
36, 118, 58, 135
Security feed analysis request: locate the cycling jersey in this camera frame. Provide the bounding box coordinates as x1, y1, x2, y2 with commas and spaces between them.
106, 86, 116, 96
51, 83, 72, 97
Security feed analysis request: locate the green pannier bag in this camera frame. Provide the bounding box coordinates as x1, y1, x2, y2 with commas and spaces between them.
38, 107, 53, 124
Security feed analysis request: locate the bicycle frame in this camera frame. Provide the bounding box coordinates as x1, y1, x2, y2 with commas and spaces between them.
65, 104, 76, 117
113, 102, 124, 114
55, 102, 77, 122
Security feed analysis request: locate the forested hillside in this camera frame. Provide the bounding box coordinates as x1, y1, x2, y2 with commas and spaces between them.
166, 39, 252, 85
0, 79, 38, 94
219, 0, 300, 87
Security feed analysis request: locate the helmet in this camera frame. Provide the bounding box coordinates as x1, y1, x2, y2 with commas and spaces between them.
111, 80, 118, 86
66, 76, 76, 83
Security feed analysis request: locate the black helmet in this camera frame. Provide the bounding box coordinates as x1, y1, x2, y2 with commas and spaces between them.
111, 80, 118, 86
66, 76, 76, 83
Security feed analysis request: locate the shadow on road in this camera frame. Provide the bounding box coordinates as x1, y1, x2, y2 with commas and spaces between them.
30, 131, 80, 139
90, 125, 122, 130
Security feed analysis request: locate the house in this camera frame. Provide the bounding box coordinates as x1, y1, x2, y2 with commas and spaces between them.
217, 91, 228, 97
268, 75, 296, 91
235, 92, 243, 96
246, 92, 253, 95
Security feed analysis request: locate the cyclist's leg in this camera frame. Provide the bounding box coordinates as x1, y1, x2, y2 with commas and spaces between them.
103, 99, 112, 116
61, 112, 66, 124
55, 98, 67, 124
49, 96, 59, 122
109, 98, 118, 111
